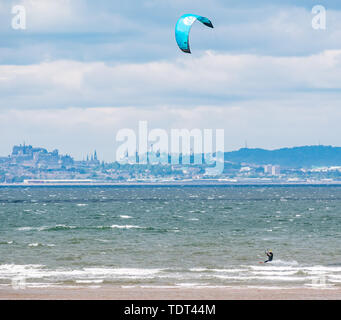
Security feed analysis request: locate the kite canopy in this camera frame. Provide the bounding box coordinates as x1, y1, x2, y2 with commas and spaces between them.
175, 14, 214, 53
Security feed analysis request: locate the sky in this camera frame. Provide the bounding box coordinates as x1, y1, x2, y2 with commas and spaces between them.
0, 0, 340, 161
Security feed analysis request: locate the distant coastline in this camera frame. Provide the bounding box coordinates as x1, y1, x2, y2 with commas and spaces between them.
1, 181, 341, 187
3, 144, 341, 185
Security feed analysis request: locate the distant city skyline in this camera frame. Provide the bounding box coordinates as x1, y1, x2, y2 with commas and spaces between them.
1, 142, 340, 162
3, 143, 341, 184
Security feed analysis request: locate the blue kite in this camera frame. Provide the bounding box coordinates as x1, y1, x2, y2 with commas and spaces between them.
175, 14, 214, 54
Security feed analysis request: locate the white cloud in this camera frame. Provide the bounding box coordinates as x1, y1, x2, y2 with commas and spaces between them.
1, 50, 341, 109
2, 2, 341, 65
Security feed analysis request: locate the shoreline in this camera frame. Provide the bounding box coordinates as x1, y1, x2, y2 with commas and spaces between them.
1, 286, 341, 300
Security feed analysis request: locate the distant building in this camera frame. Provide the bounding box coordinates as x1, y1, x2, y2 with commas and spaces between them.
23, 179, 93, 185
10, 144, 73, 168
84, 150, 100, 166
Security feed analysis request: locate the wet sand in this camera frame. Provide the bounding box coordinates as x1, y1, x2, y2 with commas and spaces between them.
1, 286, 341, 300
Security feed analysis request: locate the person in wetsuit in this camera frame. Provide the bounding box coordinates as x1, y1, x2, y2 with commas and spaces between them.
264, 250, 273, 263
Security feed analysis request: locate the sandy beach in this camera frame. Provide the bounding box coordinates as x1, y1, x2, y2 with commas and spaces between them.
1, 286, 341, 300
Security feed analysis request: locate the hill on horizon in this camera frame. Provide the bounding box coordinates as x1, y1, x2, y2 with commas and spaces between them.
224, 145, 341, 168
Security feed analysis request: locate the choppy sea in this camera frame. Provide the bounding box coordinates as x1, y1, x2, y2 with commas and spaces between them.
0, 186, 340, 289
